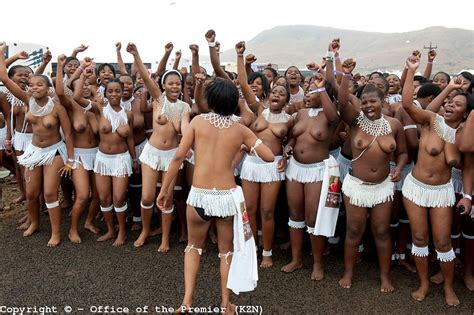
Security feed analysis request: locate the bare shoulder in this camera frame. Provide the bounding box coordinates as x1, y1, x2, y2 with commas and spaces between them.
386, 115, 403, 131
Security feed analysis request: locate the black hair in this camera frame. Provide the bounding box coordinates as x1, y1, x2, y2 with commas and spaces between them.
433, 71, 451, 84
156, 70, 183, 92
361, 83, 384, 100
270, 84, 291, 103
97, 63, 116, 78
225, 71, 236, 80
284, 66, 302, 78
371, 75, 389, 94
459, 71, 473, 93
454, 91, 474, 117
263, 67, 278, 79
248, 72, 270, 99
414, 75, 427, 84
33, 75, 52, 87
417, 83, 441, 99
65, 56, 79, 66
369, 71, 383, 79
7, 65, 25, 78
104, 78, 124, 95
205, 77, 239, 116
119, 73, 135, 84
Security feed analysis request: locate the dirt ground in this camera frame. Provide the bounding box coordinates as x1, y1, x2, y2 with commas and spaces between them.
0, 177, 473, 314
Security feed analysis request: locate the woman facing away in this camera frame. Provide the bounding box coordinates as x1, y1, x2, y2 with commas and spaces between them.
157, 72, 274, 312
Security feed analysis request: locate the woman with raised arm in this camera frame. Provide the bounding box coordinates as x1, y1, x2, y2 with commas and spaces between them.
77, 74, 137, 246
157, 72, 273, 312
281, 65, 340, 279
126, 43, 190, 251
337, 58, 407, 292
236, 42, 293, 268
401, 55, 473, 306
0, 43, 74, 247
56, 55, 101, 243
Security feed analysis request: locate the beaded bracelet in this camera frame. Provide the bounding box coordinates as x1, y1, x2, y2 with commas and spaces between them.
343, 73, 353, 78
208, 42, 216, 48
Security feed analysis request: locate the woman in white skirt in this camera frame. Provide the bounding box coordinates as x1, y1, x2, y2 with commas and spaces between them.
57, 55, 101, 243
157, 72, 274, 312
126, 43, 191, 251
236, 42, 293, 269
401, 56, 473, 306
0, 43, 74, 247
281, 71, 340, 280
338, 59, 407, 292
91, 78, 138, 246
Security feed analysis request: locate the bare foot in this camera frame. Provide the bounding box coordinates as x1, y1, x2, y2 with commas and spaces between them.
84, 222, 100, 234
380, 276, 395, 293
223, 303, 236, 315
131, 222, 142, 231
150, 227, 162, 236
112, 231, 126, 247
175, 305, 190, 313
23, 224, 39, 237
68, 229, 82, 244
17, 219, 31, 230
14, 195, 26, 204
157, 242, 170, 253
443, 286, 460, 307
338, 271, 353, 289
260, 256, 273, 269
17, 214, 28, 225
97, 231, 116, 242
464, 272, 474, 291
399, 259, 417, 273
280, 241, 290, 250
281, 260, 302, 273
311, 263, 324, 281
430, 270, 443, 285
47, 233, 61, 247
411, 284, 429, 302
134, 231, 149, 248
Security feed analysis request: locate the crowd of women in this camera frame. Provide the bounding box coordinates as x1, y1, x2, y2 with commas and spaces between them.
0, 31, 473, 310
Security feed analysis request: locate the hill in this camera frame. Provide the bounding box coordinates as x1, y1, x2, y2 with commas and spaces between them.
219, 25, 474, 74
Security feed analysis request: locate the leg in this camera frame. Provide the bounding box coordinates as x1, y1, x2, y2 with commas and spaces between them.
112, 176, 129, 246
215, 216, 234, 310
430, 206, 459, 306
42, 156, 66, 247
397, 201, 416, 273
84, 172, 100, 234
69, 165, 91, 243
339, 195, 368, 289
259, 181, 281, 268
304, 181, 326, 281
95, 173, 115, 242
129, 170, 142, 231
175, 171, 188, 243
134, 164, 159, 248
23, 166, 43, 236
403, 197, 430, 302
60, 176, 74, 209
181, 206, 212, 308
241, 180, 260, 240
371, 201, 395, 292
281, 180, 305, 273
462, 215, 474, 291
13, 151, 26, 203
157, 170, 176, 252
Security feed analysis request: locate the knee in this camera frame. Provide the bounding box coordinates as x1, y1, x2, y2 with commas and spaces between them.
26, 190, 40, 202
372, 226, 390, 242
433, 237, 452, 252
75, 193, 90, 206
261, 207, 274, 222
288, 207, 304, 221
346, 224, 363, 241
141, 192, 156, 206
113, 193, 126, 205
43, 190, 59, 203
411, 231, 428, 246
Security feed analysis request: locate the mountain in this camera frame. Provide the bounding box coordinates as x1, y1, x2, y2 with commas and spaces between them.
219, 26, 474, 74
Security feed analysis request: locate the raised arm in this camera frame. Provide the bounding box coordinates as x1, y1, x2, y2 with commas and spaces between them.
245, 53, 256, 76
189, 44, 201, 76
172, 50, 181, 70
35, 49, 52, 75
5, 50, 29, 68
313, 73, 339, 124
126, 43, 161, 100
402, 55, 433, 125
115, 42, 128, 75
193, 73, 209, 113
235, 41, 261, 112
0, 43, 28, 103
426, 76, 464, 113
338, 59, 359, 125
71, 44, 88, 58
423, 49, 436, 81
205, 30, 231, 80
55, 54, 72, 109
155, 42, 173, 76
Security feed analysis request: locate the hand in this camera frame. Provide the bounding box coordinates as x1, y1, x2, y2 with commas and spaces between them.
329, 38, 340, 53
80, 57, 93, 69
116, 42, 122, 52
126, 43, 139, 56
175, 49, 182, 59
74, 44, 89, 54
245, 53, 257, 64
16, 51, 29, 60
0, 42, 6, 53
235, 41, 245, 54
412, 50, 421, 59
189, 44, 199, 55
58, 163, 73, 178
156, 190, 173, 212
57, 54, 67, 67
205, 29, 216, 43
339, 130, 348, 140
389, 166, 401, 182
306, 62, 320, 72
320, 58, 327, 69
5, 143, 13, 156
186, 150, 193, 160
84, 67, 94, 78
456, 198, 472, 216
164, 42, 174, 53
133, 160, 140, 174
342, 58, 356, 74
43, 50, 52, 63
277, 157, 287, 172
313, 73, 325, 88
428, 49, 437, 61
284, 145, 293, 158
180, 66, 188, 76
195, 73, 206, 85
405, 55, 420, 71
449, 76, 464, 90
353, 73, 361, 82
215, 41, 221, 53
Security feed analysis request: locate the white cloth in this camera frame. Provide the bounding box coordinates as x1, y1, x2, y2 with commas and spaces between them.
18, 141, 67, 170
451, 167, 463, 195
314, 156, 341, 237
13, 131, 33, 152
187, 186, 239, 217
342, 174, 394, 208
139, 142, 181, 171
240, 154, 285, 183
93, 150, 132, 177
73, 147, 98, 171
134, 139, 148, 165
285, 156, 325, 184
402, 172, 455, 208
227, 186, 258, 295
0, 126, 6, 150
336, 152, 352, 182
390, 161, 414, 191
